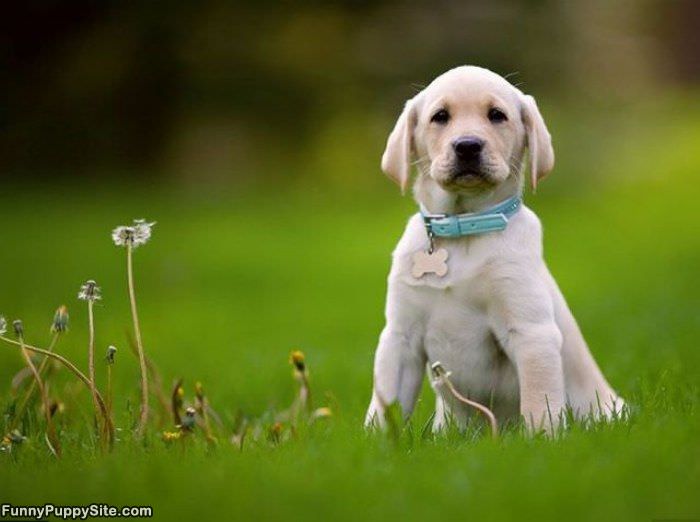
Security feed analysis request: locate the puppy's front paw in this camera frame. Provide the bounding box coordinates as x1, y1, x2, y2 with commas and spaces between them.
600, 396, 626, 420
364, 400, 385, 429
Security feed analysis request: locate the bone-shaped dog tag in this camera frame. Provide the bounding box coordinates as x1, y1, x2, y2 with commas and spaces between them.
411, 248, 448, 278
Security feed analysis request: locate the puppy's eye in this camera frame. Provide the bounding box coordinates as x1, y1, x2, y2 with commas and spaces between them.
488, 107, 508, 123
431, 109, 450, 124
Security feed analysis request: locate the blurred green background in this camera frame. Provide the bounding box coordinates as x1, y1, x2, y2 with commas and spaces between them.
3, 0, 699, 185
1, 1, 699, 521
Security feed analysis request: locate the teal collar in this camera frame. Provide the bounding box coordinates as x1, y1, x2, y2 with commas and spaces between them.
421, 195, 522, 238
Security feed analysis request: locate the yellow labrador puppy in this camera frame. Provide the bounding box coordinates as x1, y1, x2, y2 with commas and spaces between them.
365, 66, 623, 433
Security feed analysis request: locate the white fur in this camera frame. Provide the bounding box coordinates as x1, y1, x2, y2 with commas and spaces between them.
366, 66, 623, 433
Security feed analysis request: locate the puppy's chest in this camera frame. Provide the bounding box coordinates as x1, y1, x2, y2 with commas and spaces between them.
408, 248, 498, 379
398, 239, 492, 300
394, 245, 494, 345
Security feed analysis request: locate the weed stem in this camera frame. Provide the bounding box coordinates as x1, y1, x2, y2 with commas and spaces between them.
432, 362, 499, 439
10, 332, 60, 432
16, 333, 61, 456
87, 300, 102, 436
0, 335, 114, 448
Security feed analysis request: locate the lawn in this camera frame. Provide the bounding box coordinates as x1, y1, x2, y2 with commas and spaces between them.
1, 94, 699, 521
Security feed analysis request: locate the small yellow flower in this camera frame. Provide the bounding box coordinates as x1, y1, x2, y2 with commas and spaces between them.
311, 407, 332, 420
161, 431, 182, 442
268, 422, 283, 443
289, 350, 306, 373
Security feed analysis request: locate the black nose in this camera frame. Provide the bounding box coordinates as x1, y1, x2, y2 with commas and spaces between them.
453, 137, 484, 160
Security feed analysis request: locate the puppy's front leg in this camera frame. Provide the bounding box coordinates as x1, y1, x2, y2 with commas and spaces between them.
365, 327, 425, 427
506, 324, 566, 434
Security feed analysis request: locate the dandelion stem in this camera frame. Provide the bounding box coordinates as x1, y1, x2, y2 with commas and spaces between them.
300, 373, 312, 413
443, 377, 498, 438
195, 383, 215, 444
10, 332, 60, 431
87, 299, 107, 448
0, 336, 114, 448
17, 333, 61, 457
432, 362, 498, 439
33, 332, 60, 383
86, 299, 103, 440
126, 332, 170, 424
289, 351, 312, 420
105, 345, 117, 420
127, 242, 149, 437
106, 364, 113, 420
171, 379, 184, 426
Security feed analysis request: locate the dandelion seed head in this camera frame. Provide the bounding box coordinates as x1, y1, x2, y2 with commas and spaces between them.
430, 361, 452, 386
106, 345, 117, 364
133, 219, 155, 246
112, 219, 155, 248
180, 407, 197, 431
111, 226, 133, 247
12, 320, 23, 337
78, 280, 101, 302
430, 361, 451, 379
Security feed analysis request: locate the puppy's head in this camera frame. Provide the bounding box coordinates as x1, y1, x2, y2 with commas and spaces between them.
382, 66, 554, 195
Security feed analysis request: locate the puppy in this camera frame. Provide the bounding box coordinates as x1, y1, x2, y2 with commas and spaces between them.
365, 66, 623, 433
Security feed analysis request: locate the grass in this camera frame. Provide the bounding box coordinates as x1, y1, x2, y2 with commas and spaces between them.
0, 94, 699, 521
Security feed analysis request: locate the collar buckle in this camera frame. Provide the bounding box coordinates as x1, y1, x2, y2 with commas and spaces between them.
420, 195, 521, 239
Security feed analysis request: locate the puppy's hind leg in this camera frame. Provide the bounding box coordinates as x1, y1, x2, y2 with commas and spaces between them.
365, 327, 425, 428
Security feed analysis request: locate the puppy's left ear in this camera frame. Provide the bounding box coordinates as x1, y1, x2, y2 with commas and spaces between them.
520, 94, 555, 191
381, 97, 419, 194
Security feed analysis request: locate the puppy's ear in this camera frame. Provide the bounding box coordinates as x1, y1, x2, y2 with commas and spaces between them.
381, 98, 419, 193
520, 94, 555, 191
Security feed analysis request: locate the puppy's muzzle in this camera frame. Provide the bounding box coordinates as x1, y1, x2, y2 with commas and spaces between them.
451, 136, 485, 178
